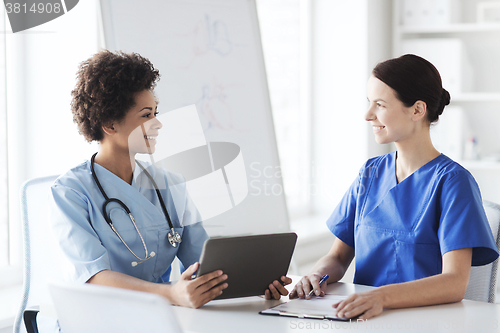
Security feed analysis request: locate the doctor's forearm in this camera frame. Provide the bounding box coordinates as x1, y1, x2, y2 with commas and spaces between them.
377, 248, 472, 309
310, 238, 355, 284
378, 271, 468, 308
310, 254, 351, 284
87, 269, 171, 299
86, 266, 226, 308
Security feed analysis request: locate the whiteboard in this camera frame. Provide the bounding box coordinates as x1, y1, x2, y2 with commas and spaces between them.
100, 0, 289, 236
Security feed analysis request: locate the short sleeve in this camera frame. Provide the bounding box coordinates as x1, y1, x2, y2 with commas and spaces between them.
326, 167, 364, 248
438, 171, 499, 266
176, 222, 209, 269
50, 183, 111, 283
175, 182, 208, 269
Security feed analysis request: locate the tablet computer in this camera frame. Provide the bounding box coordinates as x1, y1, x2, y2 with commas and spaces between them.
196, 232, 297, 300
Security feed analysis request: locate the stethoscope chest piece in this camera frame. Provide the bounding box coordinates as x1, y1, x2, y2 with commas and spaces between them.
168, 229, 182, 248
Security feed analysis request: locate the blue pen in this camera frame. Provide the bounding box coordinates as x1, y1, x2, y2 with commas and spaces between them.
307, 274, 329, 297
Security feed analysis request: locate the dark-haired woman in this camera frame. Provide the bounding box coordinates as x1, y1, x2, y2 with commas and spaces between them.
50, 50, 291, 316
290, 54, 498, 319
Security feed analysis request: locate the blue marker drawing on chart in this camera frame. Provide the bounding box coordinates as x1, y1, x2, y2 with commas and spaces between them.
204, 14, 233, 56
179, 14, 244, 68
195, 79, 244, 133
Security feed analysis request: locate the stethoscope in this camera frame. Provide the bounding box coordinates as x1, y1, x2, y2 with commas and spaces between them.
90, 153, 182, 267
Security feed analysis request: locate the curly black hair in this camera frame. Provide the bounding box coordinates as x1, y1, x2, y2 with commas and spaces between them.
71, 50, 161, 142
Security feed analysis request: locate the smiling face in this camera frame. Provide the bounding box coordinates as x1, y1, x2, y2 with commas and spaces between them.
365, 75, 418, 145
112, 89, 162, 155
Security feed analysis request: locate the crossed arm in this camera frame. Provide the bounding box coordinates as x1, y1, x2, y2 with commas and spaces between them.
289, 237, 472, 319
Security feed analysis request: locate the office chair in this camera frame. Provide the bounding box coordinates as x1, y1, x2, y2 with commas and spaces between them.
14, 175, 64, 333
464, 200, 500, 303
13, 175, 182, 333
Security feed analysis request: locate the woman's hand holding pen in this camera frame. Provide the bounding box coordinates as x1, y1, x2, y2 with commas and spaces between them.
264, 276, 293, 300
169, 262, 228, 308
289, 273, 328, 299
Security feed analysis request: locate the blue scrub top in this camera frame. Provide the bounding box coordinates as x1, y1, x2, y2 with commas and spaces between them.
50, 159, 209, 284
327, 152, 499, 287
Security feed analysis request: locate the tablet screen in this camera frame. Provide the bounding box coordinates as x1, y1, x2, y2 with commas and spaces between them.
196, 232, 297, 299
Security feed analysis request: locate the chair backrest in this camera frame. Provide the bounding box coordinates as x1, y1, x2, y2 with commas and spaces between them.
464, 200, 500, 303
14, 175, 65, 333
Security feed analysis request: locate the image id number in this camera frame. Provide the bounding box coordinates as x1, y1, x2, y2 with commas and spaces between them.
5, 2, 62, 14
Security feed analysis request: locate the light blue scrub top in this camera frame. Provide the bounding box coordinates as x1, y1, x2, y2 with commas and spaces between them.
50, 159, 209, 284
327, 152, 499, 287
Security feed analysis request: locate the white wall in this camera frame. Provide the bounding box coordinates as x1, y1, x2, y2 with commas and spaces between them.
311, 0, 369, 216
367, 0, 393, 158
2, 3, 101, 329
0, 326, 11, 333
7, 0, 100, 267
294, 0, 393, 279
309, 0, 393, 219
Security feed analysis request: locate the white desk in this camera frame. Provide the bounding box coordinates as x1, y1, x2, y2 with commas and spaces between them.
173, 282, 500, 333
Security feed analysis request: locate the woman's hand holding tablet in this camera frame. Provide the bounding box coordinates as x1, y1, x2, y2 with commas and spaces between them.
264, 276, 293, 300
169, 262, 228, 308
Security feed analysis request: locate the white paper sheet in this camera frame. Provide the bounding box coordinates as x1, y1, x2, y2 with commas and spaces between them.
261, 294, 349, 320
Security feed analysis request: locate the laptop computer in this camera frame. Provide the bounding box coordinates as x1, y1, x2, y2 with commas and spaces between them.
196, 232, 297, 299
49, 282, 182, 333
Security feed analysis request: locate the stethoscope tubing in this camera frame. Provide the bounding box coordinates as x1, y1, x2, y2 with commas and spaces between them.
135, 160, 175, 230
90, 153, 182, 264
90, 153, 175, 230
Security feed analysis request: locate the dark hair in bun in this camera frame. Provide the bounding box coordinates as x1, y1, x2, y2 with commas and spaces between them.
372, 54, 450, 123
438, 88, 451, 117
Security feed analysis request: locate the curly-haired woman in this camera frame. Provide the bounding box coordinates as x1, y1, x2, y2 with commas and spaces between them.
50, 50, 242, 312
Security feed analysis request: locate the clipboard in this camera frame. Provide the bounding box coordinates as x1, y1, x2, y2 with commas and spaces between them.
260, 295, 350, 321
